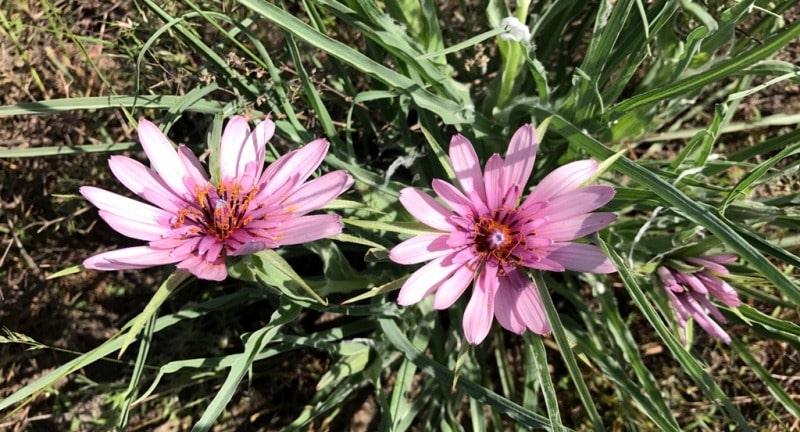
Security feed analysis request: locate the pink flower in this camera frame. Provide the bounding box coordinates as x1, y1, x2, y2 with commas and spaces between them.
657, 254, 741, 344
81, 116, 353, 281
389, 124, 616, 344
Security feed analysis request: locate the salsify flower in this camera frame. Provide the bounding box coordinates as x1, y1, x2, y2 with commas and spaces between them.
81, 116, 352, 281
389, 124, 617, 344
657, 254, 741, 343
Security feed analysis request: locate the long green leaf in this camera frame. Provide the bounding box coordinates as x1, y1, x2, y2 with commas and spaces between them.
607, 19, 800, 115
118, 270, 191, 357
236, 0, 471, 125
0, 288, 263, 412
0, 95, 225, 117
192, 301, 300, 431
721, 140, 800, 211
532, 272, 604, 431
523, 334, 565, 432
378, 318, 556, 430
730, 337, 800, 418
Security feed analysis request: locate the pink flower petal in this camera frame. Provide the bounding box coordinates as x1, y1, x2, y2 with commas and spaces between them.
494, 274, 526, 334
701, 254, 737, 265
483, 154, 505, 209
526, 159, 598, 204
177, 255, 227, 281
545, 243, 616, 273
495, 269, 549, 335
107, 156, 184, 212
137, 118, 190, 197
534, 212, 616, 241
657, 266, 681, 291
533, 185, 615, 220
282, 171, 353, 216
274, 214, 342, 246
262, 138, 329, 196
449, 134, 486, 204
676, 271, 708, 295
80, 186, 172, 224
177, 145, 209, 188
399, 187, 453, 231
433, 264, 475, 309
390, 233, 453, 265
685, 257, 730, 276
696, 272, 740, 307
521, 256, 565, 272
462, 264, 499, 344
83, 246, 180, 270
507, 270, 550, 334
248, 117, 275, 172
98, 210, 168, 241
432, 179, 472, 216
219, 115, 252, 181
397, 253, 461, 305
503, 124, 538, 202
683, 294, 731, 343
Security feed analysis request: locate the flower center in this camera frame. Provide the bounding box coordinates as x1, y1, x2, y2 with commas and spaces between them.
473, 217, 518, 264
173, 181, 257, 241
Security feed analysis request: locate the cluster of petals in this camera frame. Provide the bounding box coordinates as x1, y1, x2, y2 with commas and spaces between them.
389, 124, 617, 344
81, 116, 352, 281
657, 254, 741, 343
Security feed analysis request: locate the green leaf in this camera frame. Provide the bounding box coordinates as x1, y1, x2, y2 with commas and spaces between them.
45, 265, 82, 280
192, 301, 300, 432
532, 272, 605, 431
608, 19, 800, 115
0, 95, 226, 117
378, 318, 556, 430
316, 342, 370, 390
0, 142, 136, 158
343, 218, 439, 236
591, 274, 679, 429
342, 276, 407, 304
721, 139, 800, 212
118, 270, 192, 358
237, 0, 471, 125
247, 249, 327, 305
730, 337, 800, 418
523, 334, 565, 432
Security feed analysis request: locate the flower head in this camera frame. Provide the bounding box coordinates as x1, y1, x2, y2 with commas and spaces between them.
390, 124, 616, 344
81, 116, 352, 281
500, 16, 531, 43
657, 254, 741, 343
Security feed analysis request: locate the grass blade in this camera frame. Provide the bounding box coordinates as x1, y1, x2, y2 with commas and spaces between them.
192, 301, 300, 431
378, 317, 556, 430
608, 19, 800, 115
532, 272, 605, 431
237, 0, 471, 125
0, 95, 226, 117
118, 270, 191, 357
730, 337, 800, 418
523, 334, 565, 432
